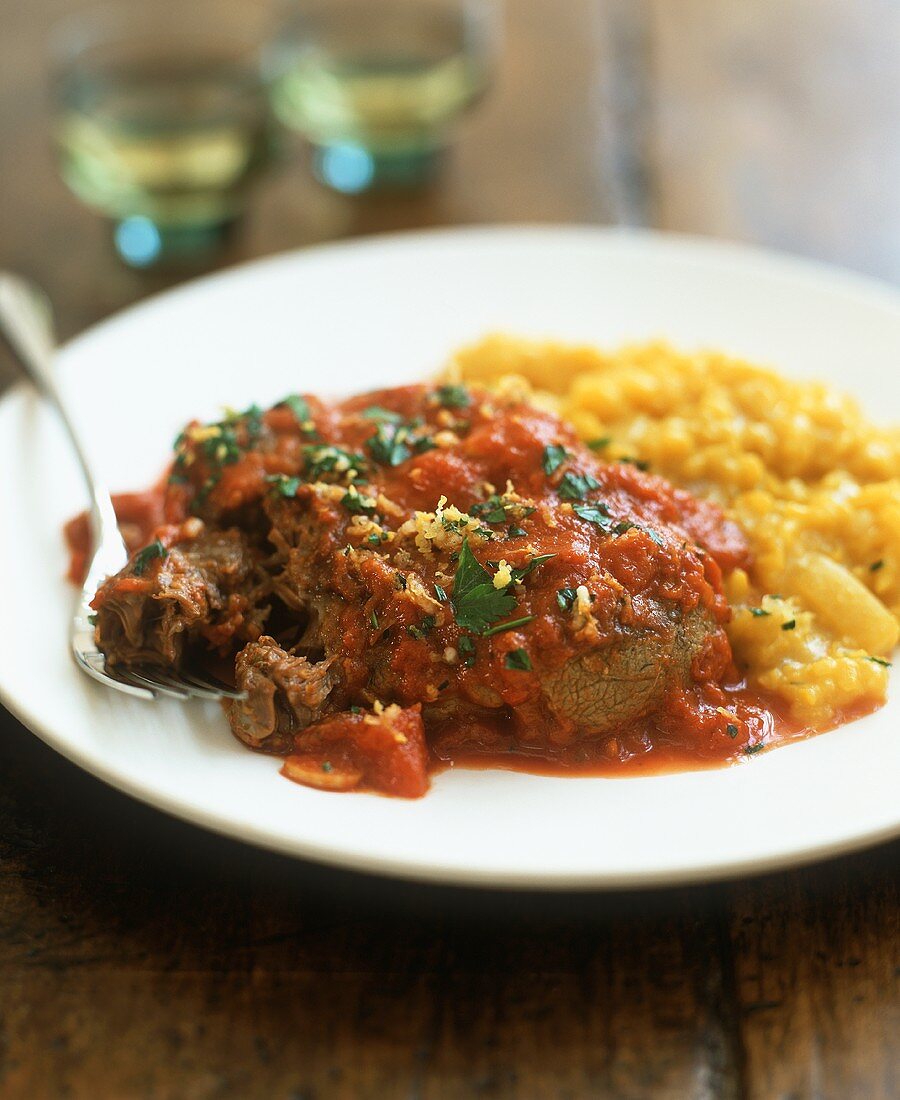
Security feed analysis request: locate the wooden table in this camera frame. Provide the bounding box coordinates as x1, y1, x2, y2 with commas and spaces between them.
1, 2, 898, 1096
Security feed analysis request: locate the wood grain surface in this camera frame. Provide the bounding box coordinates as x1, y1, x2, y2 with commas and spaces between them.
1, 1, 898, 1097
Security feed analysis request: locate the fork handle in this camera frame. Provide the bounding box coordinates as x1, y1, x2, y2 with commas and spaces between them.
0, 272, 127, 572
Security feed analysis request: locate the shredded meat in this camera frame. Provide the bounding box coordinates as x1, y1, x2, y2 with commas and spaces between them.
93, 525, 269, 668
227, 637, 337, 753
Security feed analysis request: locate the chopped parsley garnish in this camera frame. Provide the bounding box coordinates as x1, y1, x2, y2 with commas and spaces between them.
645, 529, 665, 547
744, 743, 765, 755
508, 525, 528, 538
620, 456, 650, 471
870, 560, 885, 572
450, 538, 518, 634
322, 761, 334, 772
470, 496, 508, 524
132, 540, 167, 576
434, 584, 448, 602
781, 619, 797, 631
407, 615, 436, 640
458, 635, 476, 668
726, 723, 739, 738
303, 444, 367, 481
482, 615, 535, 638
349, 707, 362, 715
367, 532, 388, 546
867, 656, 892, 667
395, 573, 407, 590
612, 520, 636, 535
367, 423, 412, 467
558, 471, 601, 501
542, 444, 569, 475
556, 587, 579, 612
279, 393, 310, 423
587, 436, 611, 451
509, 553, 556, 582
435, 383, 471, 409
572, 502, 613, 531
341, 487, 377, 514
268, 474, 302, 498
201, 423, 241, 466
749, 607, 771, 617
471, 494, 536, 526
87, 613, 98, 627
505, 648, 532, 671
369, 610, 379, 629
361, 405, 403, 423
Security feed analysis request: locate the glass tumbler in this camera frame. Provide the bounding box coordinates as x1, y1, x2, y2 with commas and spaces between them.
267, 0, 501, 193
50, 0, 273, 268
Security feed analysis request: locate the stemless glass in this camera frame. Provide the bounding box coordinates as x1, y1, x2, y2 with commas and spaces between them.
267, 0, 501, 194
50, 0, 274, 268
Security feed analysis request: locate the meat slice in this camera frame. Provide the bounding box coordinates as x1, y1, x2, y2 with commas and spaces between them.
93, 525, 269, 669
227, 636, 337, 753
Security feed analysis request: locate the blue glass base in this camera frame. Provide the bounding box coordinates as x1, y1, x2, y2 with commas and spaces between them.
113, 215, 237, 269
313, 142, 442, 194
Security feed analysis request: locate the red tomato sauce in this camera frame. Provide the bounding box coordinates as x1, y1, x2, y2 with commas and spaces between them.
66, 381, 876, 797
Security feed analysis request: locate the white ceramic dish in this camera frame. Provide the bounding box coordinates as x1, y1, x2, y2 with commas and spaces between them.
1, 226, 898, 888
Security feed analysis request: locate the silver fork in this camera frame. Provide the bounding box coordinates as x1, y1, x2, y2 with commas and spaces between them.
0, 272, 245, 702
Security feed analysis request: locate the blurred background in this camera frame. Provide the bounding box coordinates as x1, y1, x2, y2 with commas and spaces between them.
1, 0, 899, 361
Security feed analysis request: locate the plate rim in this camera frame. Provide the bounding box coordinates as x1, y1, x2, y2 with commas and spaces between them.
2, 222, 900, 890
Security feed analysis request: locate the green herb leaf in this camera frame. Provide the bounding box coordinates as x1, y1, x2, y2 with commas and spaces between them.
303, 445, 367, 481
407, 615, 437, 640
509, 553, 556, 582
349, 707, 362, 715
587, 436, 611, 451
558, 471, 601, 501
781, 619, 797, 631
556, 587, 579, 612
505, 648, 532, 671
744, 743, 765, 755
482, 615, 535, 638
368, 423, 412, 466
450, 539, 518, 634
542, 444, 569, 475
434, 584, 448, 602
572, 502, 613, 531
645, 529, 665, 547
280, 394, 311, 423
870, 559, 885, 572
620, 456, 650, 471
132, 539, 167, 576
749, 607, 771, 617
341, 487, 377, 514
508, 525, 527, 538
867, 656, 892, 667
435, 383, 471, 409
726, 723, 738, 738
458, 634, 476, 667
268, 474, 302, 498
361, 405, 403, 423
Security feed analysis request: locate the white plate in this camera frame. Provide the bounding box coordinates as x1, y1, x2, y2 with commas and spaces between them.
1, 226, 898, 889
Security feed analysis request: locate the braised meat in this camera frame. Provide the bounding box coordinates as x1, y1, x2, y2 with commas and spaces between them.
87, 381, 753, 797
92, 522, 269, 668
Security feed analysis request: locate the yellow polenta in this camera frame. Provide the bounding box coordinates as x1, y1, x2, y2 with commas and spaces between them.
450, 336, 900, 726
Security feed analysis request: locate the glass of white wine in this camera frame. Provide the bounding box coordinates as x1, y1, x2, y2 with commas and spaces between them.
51, 0, 273, 268
267, 0, 501, 194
